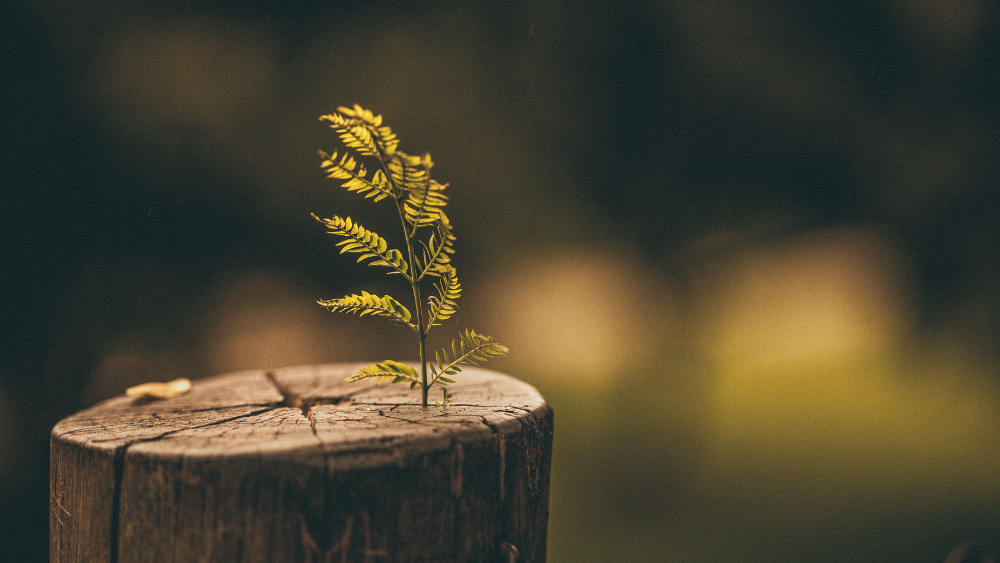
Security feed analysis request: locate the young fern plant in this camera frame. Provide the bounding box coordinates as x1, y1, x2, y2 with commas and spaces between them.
313, 104, 508, 407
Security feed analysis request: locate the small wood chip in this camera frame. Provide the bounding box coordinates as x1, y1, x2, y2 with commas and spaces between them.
125, 378, 192, 399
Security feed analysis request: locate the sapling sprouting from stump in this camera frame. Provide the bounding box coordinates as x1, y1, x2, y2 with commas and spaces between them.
313, 104, 508, 407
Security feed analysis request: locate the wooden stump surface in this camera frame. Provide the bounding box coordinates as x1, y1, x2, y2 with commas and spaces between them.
50, 364, 553, 562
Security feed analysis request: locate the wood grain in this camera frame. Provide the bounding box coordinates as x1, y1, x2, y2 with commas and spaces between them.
51, 365, 553, 562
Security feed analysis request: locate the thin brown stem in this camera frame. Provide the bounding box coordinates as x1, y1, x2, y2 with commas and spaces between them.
392, 178, 430, 407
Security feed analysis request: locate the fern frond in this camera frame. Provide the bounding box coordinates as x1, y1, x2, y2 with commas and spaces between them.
313, 214, 409, 277
430, 329, 508, 385
345, 360, 419, 385
404, 178, 449, 229
319, 105, 400, 158
319, 113, 379, 157
417, 215, 456, 280
318, 291, 413, 328
336, 104, 400, 157
319, 150, 395, 202
426, 265, 461, 329
386, 152, 429, 189
385, 152, 448, 227
386, 150, 430, 180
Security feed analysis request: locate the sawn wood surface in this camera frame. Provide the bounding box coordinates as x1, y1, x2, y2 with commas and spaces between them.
50, 364, 553, 562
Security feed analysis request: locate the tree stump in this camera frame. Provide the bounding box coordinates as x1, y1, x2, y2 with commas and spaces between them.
50, 364, 553, 562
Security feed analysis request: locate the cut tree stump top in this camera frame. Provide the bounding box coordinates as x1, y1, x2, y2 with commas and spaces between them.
51, 364, 554, 563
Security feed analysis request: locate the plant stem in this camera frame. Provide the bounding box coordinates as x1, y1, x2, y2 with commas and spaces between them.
419, 320, 428, 407
395, 197, 429, 407
410, 278, 427, 407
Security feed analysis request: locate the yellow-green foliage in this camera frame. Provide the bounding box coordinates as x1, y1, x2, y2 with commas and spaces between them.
315, 104, 508, 407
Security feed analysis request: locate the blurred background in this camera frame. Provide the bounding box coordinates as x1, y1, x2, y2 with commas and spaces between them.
3, 0, 1000, 560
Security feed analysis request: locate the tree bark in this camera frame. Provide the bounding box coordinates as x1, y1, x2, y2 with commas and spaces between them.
50, 364, 553, 562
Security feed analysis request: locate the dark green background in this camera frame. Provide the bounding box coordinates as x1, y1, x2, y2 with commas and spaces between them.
3, 1, 999, 560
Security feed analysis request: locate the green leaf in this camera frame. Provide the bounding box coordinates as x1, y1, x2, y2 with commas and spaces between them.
345, 360, 419, 384
313, 214, 410, 277
426, 265, 461, 329
320, 105, 399, 158
384, 152, 450, 228
417, 216, 456, 280
387, 152, 430, 191
318, 291, 413, 327
319, 151, 394, 202
429, 329, 508, 385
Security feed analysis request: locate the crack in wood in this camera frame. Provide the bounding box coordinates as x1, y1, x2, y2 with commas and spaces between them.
140, 403, 277, 415
109, 445, 125, 563
316, 446, 335, 555
86, 408, 277, 444
265, 371, 357, 422
479, 416, 502, 435
380, 413, 450, 425
106, 407, 276, 562
271, 374, 336, 557
265, 371, 306, 416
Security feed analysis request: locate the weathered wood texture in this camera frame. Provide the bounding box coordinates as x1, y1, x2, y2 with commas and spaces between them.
51, 365, 553, 562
